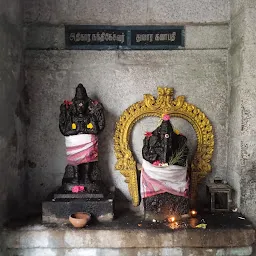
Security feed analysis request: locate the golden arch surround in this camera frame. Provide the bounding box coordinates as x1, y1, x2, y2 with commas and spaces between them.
114, 87, 214, 206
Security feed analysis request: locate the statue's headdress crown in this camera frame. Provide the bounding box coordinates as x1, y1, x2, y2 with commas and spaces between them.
159, 119, 174, 134
74, 83, 88, 100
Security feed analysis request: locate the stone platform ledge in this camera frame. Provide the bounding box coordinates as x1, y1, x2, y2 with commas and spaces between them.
0, 213, 255, 250
2, 247, 254, 256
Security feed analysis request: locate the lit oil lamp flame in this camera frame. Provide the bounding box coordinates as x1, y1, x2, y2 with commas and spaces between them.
168, 216, 176, 223
190, 210, 197, 217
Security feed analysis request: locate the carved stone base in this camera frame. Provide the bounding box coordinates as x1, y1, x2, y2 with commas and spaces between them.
143, 192, 189, 221
42, 190, 115, 224
62, 181, 106, 194
53, 187, 104, 199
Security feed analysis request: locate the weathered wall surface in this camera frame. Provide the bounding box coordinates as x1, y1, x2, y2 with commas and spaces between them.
24, 0, 229, 25
0, 0, 26, 225
228, 1, 256, 225
24, 0, 230, 209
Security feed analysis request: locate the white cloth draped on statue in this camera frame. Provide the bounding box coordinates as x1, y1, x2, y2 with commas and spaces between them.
65, 134, 98, 166
140, 159, 189, 198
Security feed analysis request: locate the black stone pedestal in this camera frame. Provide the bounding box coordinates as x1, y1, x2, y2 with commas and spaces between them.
143, 193, 189, 221
42, 190, 115, 224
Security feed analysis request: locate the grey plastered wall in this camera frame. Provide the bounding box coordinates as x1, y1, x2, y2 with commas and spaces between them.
0, 0, 27, 224
228, 1, 256, 225
24, 0, 230, 209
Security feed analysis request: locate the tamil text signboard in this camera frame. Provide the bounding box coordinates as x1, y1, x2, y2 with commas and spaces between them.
65, 25, 184, 50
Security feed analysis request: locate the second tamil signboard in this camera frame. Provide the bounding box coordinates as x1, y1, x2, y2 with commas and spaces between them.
65, 25, 184, 50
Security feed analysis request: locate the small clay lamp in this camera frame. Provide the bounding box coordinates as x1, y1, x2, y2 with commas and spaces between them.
189, 210, 198, 228
69, 212, 91, 228
189, 217, 198, 228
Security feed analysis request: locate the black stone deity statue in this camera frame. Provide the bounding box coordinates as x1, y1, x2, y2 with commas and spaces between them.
141, 115, 190, 220
59, 83, 105, 193
42, 84, 114, 224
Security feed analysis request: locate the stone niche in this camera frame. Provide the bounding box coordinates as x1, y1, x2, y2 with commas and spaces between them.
1, 0, 256, 255
2, 87, 254, 256
25, 49, 229, 212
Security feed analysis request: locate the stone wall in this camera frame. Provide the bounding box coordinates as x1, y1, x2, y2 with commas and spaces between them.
0, 0, 26, 225
228, 1, 256, 225
23, 0, 230, 209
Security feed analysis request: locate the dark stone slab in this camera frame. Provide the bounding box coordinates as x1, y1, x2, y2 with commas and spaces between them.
42, 192, 114, 223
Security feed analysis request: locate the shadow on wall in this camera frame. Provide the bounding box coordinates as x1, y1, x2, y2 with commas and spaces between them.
98, 107, 118, 189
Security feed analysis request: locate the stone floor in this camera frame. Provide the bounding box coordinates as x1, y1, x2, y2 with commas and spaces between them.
0, 212, 255, 256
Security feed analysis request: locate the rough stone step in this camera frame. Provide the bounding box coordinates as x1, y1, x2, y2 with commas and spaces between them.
2, 247, 254, 256
1, 227, 255, 249
0, 212, 255, 255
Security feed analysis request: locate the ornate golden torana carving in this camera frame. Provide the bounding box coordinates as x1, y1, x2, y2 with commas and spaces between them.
114, 87, 214, 206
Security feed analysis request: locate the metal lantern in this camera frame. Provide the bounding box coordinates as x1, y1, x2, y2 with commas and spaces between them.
207, 179, 232, 212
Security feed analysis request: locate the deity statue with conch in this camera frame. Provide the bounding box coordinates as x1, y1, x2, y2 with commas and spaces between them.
59, 83, 105, 193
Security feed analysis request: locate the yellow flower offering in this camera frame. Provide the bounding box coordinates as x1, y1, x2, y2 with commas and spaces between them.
174, 129, 180, 135
195, 223, 207, 229
72, 123, 76, 130
87, 123, 93, 129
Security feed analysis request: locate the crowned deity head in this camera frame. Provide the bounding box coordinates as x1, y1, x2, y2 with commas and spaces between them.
73, 83, 90, 115
155, 119, 174, 141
